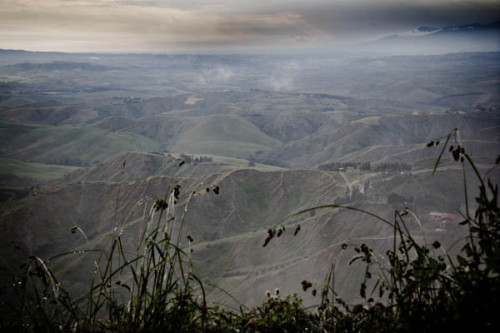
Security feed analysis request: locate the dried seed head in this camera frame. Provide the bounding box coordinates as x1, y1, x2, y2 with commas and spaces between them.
301, 280, 312, 291
154, 199, 168, 211
360, 283, 366, 298
294, 225, 301, 236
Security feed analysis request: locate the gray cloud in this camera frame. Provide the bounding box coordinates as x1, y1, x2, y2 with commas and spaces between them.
0, 0, 498, 52
299, 1, 500, 41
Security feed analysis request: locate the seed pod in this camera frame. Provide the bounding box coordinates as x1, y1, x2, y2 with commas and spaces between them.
294, 225, 301, 236
360, 283, 366, 298
301, 280, 312, 291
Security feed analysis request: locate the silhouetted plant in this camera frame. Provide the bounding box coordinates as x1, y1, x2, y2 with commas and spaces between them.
4, 186, 211, 332
264, 129, 499, 332
312, 129, 500, 332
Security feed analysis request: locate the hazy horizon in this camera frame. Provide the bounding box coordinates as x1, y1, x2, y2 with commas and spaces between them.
1, 0, 500, 54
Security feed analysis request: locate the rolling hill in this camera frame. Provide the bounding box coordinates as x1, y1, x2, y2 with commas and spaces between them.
0, 50, 499, 312
1, 150, 493, 306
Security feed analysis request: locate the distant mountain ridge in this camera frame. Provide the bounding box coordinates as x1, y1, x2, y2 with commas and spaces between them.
384, 21, 500, 39
371, 21, 500, 54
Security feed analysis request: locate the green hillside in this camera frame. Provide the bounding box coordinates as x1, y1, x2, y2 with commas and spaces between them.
0, 158, 79, 186
169, 114, 282, 158
0, 123, 161, 165
276, 113, 500, 167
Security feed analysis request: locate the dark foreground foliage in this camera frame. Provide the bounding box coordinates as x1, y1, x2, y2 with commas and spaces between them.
1, 130, 499, 332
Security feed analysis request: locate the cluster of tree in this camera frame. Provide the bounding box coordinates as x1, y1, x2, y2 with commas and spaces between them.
179, 154, 213, 164
319, 161, 411, 172
318, 161, 371, 171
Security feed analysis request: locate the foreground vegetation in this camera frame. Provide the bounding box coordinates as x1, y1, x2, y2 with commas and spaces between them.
1, 134, 499, 332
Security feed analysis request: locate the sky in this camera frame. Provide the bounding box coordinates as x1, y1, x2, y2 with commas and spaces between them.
1, 0, 499, 53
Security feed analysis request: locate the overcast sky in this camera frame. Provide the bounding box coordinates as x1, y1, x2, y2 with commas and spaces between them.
1, 0, 499, 53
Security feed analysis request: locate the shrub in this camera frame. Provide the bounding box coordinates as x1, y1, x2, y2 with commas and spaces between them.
316, 130, 500, 331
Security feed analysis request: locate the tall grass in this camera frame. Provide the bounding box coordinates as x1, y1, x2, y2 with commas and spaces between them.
1, 129, 499, 332
3, 184, 210, 332
310, 130, 500, 332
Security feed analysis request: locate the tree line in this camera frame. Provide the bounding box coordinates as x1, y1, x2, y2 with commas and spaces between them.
318, 161, 411, 172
